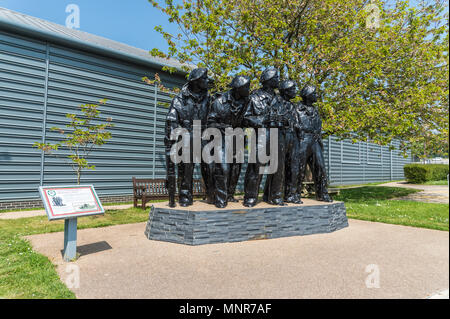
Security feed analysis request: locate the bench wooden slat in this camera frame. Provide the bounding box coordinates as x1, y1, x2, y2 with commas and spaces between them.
132, 177, 206, 209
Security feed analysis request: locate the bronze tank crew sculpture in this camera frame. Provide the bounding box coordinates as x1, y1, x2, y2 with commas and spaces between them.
164, 67, 333, 208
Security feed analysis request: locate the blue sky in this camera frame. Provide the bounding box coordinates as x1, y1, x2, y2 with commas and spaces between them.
0, 0, 176, 52
1, 0, 446, 55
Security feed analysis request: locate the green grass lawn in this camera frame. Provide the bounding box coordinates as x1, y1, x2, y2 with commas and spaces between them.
0, 201, 135, 214
422, 180, 448, 186
334, 186, 449, 231
0, 186, 448, 299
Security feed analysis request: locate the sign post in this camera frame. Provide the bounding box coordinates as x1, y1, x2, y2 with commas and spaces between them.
63, 218, 78, 261
39, 185, 104, 262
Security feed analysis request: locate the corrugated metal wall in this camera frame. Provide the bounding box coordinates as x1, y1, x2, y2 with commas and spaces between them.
0, 30, 411, 202
323, 137, 411, 185
0, 31, 47, 200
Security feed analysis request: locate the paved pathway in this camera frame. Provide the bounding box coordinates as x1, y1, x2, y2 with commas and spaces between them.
26, 219, 449, 299
0, 205, 133, 220
428, 289, 449, 299
379, 181, 449, 204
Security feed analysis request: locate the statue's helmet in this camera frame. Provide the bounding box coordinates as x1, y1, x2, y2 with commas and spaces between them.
260, 67, 279, 83
279, 80, 296, 91
188, 68, 208, 82
300, 84, 316, 99
230, 75, 250, 89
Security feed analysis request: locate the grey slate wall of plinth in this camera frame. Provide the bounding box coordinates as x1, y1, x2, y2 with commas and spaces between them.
144, 203, 348, 245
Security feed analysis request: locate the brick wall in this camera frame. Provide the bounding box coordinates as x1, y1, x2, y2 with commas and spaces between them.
0, 195, 134, 211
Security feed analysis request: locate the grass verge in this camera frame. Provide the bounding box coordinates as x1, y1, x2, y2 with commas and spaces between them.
334, 186, 449, 231
422, 180, 448, 186
0, 201, 135, 214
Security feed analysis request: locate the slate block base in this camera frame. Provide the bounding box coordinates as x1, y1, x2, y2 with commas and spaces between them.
144, 202, 348, 245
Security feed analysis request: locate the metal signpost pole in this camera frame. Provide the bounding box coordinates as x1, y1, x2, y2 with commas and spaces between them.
63, 217, 78, 262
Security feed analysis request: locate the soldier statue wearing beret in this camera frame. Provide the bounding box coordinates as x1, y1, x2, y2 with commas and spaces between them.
164, 68, 215, 207
242, 67, 280, 207
295, 85, 333, 203
207, 75, 251, 208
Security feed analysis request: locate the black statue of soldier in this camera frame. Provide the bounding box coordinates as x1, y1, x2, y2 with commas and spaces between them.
208, 75, 251, 208
164, 68, 215, 207
295, 85, 333, 203
242, 67, 280, 208
275, 80, 303, 204
262, 80, 297, 206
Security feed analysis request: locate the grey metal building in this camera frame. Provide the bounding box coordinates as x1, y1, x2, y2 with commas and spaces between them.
0, 8, 411, 209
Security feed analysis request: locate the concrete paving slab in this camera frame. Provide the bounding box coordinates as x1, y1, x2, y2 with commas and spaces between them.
25, 219, 449, 299
427, 289, 449, 299
380, 181, 449, 204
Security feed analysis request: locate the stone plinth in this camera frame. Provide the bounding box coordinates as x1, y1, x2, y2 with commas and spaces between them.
144, 199, 348, 245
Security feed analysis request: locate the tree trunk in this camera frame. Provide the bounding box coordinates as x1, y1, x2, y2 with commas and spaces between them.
77, 169, 81, 185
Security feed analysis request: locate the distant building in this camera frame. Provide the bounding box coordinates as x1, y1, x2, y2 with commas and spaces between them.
0, 7, 411, 209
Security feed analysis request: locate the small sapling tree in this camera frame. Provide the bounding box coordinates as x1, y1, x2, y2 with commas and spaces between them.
34, 99, 114, 184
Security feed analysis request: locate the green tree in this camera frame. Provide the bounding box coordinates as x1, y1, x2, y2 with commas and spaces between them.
149, 0, 449, 154
34, 100, 114, 185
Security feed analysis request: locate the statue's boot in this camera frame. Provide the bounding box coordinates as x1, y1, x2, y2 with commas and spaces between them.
243, 198, 257, 207
227, 196, 239, 203
284, 195, 295, 203
292, 194, 303, 204
319, 192, 333, 202
271, 199, 287, 206
179, 200, 190, 207
179, 189, 191, 207
316, 178, 333, 202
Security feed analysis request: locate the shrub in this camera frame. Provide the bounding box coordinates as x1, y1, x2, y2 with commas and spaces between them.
404, 164, 449, 184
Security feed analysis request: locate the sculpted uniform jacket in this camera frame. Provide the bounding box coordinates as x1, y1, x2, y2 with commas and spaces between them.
242, 88, 273, 129
208, 90, 248, 133
166, 84, 211, 134
295, 103, 323, 145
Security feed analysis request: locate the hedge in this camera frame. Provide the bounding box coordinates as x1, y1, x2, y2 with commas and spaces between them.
404, 164, 449, 184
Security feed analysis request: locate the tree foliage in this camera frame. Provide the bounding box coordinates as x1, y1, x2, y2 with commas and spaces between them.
149, 0, 449, 154
34, 100, 114, 184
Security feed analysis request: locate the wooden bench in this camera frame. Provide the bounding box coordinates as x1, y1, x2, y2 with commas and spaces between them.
301, 166, 340, 197
302, 181, 340, 197
132, 177, 206, 209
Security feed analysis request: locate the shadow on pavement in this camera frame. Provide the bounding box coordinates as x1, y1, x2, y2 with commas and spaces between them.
60, 241, 113, 258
